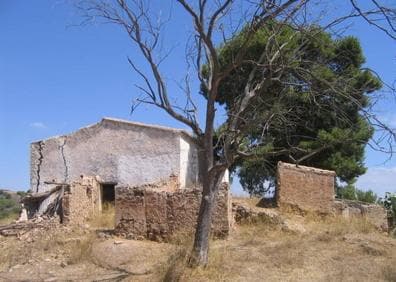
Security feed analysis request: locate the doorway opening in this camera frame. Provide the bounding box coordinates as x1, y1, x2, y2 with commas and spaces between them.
98, 183, 116, 229
101, 183, 116, 207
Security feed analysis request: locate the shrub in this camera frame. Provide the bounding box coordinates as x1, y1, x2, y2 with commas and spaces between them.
0, 191, 22, 223
337, 184, 377, 203
383, 192, 396, 219
337, 184, 357, 200
17, 191, 27, 198
356, 189, 377, 204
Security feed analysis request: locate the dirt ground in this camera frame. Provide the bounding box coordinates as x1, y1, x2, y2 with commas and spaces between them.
0, 202, 395, 282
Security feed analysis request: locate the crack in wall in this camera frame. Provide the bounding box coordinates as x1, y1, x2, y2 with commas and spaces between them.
35, 141, 44, 193
59, 137, 69, 183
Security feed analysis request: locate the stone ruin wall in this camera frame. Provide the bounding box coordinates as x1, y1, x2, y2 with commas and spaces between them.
62, 177, 101, 225
276, 162, 388, 230
333, 199, 388, 231
276, 162, 336, 213
115, 183, 232, 241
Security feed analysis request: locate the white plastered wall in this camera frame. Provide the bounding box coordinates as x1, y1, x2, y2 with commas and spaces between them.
179, 136, 199, 188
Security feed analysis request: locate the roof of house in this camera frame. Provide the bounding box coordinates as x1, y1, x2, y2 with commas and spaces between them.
101, 117, 189, 134
32, 117, 194, 144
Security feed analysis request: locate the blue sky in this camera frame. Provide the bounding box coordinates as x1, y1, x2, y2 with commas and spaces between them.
0, 1, 395, 197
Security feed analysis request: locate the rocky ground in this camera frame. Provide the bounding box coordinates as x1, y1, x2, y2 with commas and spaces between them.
0, 199, 395, 281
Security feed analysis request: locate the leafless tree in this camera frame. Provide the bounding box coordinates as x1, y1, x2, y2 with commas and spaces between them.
77, 0, 396, 266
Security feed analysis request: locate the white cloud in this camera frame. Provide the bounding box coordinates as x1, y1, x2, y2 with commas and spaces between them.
356, 166, 396, 197
29, 122, 47, 129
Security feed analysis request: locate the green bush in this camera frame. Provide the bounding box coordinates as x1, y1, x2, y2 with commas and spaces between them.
337, 184, 377, 204
338, 184, 357, 200
356, 189, 377, 204
384, 193, 396, 217
17, 191, 27, 198
0, 191, 22, 222
0, 191, 11, 199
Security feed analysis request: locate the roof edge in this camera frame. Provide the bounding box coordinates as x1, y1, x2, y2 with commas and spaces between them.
278, 161, 336, 176
31, 117, 195, 144
101, 117, 192, 135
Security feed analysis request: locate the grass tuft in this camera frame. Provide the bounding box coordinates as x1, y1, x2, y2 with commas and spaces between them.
0, 212, 19, 226
310, 215, 377, 237
89, 203, 115, 229
383, 261, 396, 281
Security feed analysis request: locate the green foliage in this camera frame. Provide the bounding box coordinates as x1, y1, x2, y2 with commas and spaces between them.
337, 184, 377, 204
384, 192, 396, 218
356, 189, 377, 204
17, 191, 27, 198
0, 190, 11, 200
204, 23, 381, 195
0, 191, 22, 222
337, 184, 357, 201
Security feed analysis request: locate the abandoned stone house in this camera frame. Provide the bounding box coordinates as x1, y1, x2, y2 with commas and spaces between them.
24, 117, 388, 238
28, 117, 231, 239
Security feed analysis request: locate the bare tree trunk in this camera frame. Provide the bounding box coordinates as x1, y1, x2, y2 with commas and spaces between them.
188, 91, 228, 266
189, 156, 225, 266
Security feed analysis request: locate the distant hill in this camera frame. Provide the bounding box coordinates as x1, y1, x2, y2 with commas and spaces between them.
0, 189, 26, 224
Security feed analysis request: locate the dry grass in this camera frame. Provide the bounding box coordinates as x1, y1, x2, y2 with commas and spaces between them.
0, 205, 115, 272
300, 214, 378, 239
0, 226, 98, 270
0, 213, 19, 226
28, 229, 96, 265
1, 209, 394, 281
66, 232, 97, 264
383, 261, 396, 282
161, 231, 194, 281
162, 214, 396, 282
89, 203, 115, 229
233, 196, 262, 207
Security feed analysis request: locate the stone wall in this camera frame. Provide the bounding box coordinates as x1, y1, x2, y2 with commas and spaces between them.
62, 176, 101, 225
115, 183, 232, 241
276, 162, 335, 213
333, 199, 388, 231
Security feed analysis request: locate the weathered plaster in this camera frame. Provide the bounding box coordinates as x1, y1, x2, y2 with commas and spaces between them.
30, 118, 199, 192
179, 135, 199, 188
30, 141, 44, 192
59, 137, 68, 183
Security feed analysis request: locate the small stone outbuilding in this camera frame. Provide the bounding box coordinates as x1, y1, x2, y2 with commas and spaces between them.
276, 162, 336, 213
276, 161, 388, 230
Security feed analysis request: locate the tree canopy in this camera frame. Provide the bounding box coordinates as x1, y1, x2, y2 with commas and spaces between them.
336, 184, 378, 203
203, 24, 382, 195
